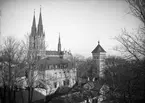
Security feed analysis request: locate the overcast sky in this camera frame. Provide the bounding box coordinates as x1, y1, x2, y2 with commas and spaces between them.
0, 0, 142, 57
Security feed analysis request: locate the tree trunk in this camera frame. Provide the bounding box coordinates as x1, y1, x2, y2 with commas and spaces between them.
8, 59, 12, 103
3, 85, 6, 103
28, 87, 31, 103
28, 86, 34, 103
20, 90, 24, 103
128, 81, 132, 103
30, 87, 34, 103
123, 92, 128, 103
13, 89, 16, 103
8, 87, 11, 103
0, 87, 3, 103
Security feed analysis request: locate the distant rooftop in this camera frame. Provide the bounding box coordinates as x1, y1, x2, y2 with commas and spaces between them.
46, 51, 60, 56
37, 57, 73, 69
38, 57, 69, 64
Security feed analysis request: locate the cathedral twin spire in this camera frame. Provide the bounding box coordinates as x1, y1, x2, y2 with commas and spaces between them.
31, 7, 61, 52
31, 7, 43, 36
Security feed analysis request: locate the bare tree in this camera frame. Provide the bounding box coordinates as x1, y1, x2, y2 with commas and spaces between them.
76, 57, 98, 82
115, 28, 145, 60
0, 37, 27, 103
127, 0, 145, 25
104, 56, 145, 103
115, 0, 145, 60
113, 2, 145, 102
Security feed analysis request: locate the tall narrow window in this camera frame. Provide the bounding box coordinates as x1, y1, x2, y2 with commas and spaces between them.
55, 72, 57, 78
54, 82, 57, 88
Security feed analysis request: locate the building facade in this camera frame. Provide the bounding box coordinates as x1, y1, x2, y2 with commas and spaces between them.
34, 57, 76, 94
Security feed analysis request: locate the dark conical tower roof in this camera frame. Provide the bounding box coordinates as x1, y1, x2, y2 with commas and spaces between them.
92, 41, 106, 53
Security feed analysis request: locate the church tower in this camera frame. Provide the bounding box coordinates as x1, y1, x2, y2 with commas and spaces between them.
58, 34, 61, 52
57, 34, 64, 58
36, 7, 45, 59
28, 7, 45, 61
28, 10, 37, 60
92, 41, 106, 78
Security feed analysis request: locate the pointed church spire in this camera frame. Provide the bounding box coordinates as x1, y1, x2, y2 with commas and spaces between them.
37, 5, 43, 35
58, 33, 61, 52
59, 33, 61, 44
32, 9, 36, 27
31, 9, 36, 36
38, 5, 43, 26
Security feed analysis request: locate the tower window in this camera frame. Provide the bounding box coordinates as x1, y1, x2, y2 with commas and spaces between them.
93, 56, 99, 59
54, 82, 57, 88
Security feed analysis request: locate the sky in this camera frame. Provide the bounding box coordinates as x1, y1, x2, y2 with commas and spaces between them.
0, 0, 142, 58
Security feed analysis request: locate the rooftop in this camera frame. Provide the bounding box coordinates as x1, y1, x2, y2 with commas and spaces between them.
38, 57, 69, 64
92, 41, 106, 53
46, 51, 63, 56
37, 57, 73, 69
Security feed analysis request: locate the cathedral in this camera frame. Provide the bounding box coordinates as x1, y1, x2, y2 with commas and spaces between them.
27, 8, 76, 96
28, 8, 63, 60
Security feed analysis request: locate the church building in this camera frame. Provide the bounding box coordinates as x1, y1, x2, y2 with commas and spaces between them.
27, 8, 76, 95
28, 8, 63, 60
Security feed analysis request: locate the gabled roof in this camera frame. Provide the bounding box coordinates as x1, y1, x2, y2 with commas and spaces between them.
38, 57, 69, 65
37, 57, 73, 69
46, 51, 64, 56
92, 41, 106, 53
46, 51, 60, 56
